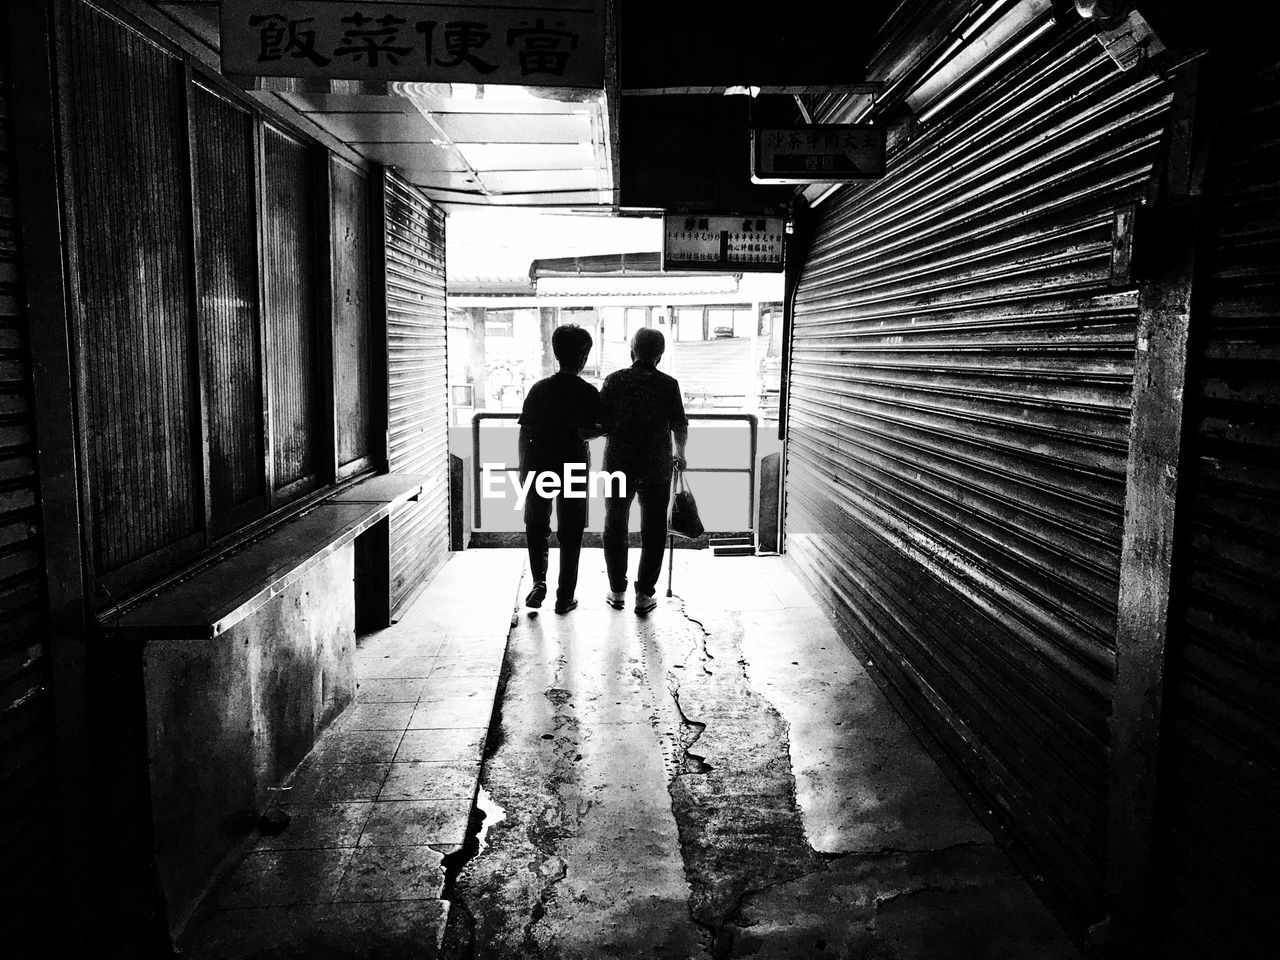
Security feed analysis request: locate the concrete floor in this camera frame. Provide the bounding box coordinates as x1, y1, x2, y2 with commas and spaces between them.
180, 550, 524, 960
444, 549, 1079, 960
179, 547, 1079, 960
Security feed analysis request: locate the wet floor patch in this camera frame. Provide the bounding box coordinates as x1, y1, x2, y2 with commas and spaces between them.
726, 842, 1081, 960
441, 604, 707, 959
441, 595, 828, 959
655, 598, 827, 957
438, 639, 577, 959
441, 565, 1079, 960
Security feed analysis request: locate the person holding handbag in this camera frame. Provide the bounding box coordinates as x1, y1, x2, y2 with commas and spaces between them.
598, 327, 689, 614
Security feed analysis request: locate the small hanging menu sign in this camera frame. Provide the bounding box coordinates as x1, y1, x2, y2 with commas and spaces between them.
752, 124, 886, 183
662, 213, 786, 272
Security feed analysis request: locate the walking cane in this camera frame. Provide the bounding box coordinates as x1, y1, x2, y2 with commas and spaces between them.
666, 460, 678, 597
666, 532, 675, 598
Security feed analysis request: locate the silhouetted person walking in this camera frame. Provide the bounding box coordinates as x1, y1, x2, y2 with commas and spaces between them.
600, 327, 688, 613
518, 324, 600, 614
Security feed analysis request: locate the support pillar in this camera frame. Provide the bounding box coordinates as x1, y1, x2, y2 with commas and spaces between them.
1102, 59, 1214, 959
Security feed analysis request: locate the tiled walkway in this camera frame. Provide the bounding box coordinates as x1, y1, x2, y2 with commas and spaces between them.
183, 550, 525, 960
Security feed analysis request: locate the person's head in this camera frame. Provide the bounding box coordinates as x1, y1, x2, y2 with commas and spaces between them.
630, 327, 665, 365
551, 323, 593, 373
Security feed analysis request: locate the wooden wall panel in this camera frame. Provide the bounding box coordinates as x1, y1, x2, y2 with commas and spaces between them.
261, 124, 321, 497
331, 160, 372, 470
65, 2, 199, 575
191, 83, 263, 526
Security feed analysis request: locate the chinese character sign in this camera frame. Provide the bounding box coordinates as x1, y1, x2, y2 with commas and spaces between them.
663, 214, 785, 273
751, 124, 886, 183
223, 1, 604, 87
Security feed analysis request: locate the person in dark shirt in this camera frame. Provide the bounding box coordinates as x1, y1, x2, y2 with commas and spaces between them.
599, 327, 688, 614
517, 324, 601, 614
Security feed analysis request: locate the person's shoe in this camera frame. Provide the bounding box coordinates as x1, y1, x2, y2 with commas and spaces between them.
525, 581, 547, 608
634, 592, 658, 615
605, 589, 626, 610
554, 597, 578, 614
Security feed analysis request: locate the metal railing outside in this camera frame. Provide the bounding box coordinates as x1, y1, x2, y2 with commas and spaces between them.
470, 411, 758, 531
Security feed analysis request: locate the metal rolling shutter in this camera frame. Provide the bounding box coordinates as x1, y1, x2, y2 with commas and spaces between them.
384, 171, 449, 615
785, 26, 1173, 922
1156, 55, 1280, 959
0, 34, 56, 947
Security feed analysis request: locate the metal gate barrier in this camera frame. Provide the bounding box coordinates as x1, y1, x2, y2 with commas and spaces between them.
470, 412, 757, 532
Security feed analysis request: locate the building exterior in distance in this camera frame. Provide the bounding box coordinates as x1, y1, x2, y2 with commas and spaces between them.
446, 253, 784, 428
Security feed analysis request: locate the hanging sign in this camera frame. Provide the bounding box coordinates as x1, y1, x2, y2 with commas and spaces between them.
751, 124, 886, 183
221, 0, 605, 88
662, 213, 786, 273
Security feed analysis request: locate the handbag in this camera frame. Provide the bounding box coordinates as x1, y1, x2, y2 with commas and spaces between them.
668, 467, 704, 539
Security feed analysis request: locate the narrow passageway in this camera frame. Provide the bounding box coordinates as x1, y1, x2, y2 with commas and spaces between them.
444, 550, 1079, 960
176, 546, 1078, 959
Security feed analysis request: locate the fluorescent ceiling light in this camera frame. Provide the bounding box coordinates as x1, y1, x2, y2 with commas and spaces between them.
809, 183, 843, 208
393, 81, 543, 102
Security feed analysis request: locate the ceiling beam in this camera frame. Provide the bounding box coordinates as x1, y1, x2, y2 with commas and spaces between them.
622, 83, 884, 97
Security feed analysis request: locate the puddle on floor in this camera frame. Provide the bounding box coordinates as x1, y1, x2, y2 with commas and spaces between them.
475, 784, 506, 855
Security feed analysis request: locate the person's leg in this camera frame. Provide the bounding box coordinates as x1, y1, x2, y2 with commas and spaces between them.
554, 491, 587, 604
634, 476, 673, 597
524, 488, 553, 605
602, 472, 635, 594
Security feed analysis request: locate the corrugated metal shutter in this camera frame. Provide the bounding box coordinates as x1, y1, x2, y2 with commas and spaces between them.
261, 123, 322, 500
384, 170, 449, 614
0, 31, 56, 950
785, 26, 1173, 923
1156, 54, 1280, 959
331, 159, 373, 471
64, 3, 200, 574
191, 82, 264, 530
672, 338, 755, 402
